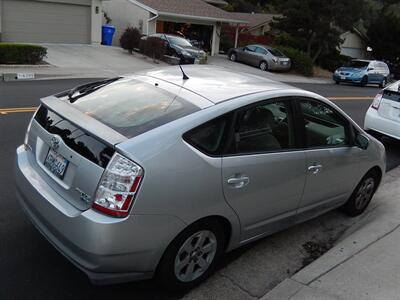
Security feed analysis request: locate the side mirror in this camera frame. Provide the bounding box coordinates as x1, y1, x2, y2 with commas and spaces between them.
355, 134, 369, 150
367, 67, 374, 71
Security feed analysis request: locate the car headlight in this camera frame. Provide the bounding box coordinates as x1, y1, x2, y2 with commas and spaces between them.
181, 50, 191, 57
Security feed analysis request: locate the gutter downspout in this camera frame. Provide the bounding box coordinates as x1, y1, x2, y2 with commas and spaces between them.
147, 12, 159, 36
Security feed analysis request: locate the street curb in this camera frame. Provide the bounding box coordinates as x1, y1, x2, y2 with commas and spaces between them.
261, 166, 400, 299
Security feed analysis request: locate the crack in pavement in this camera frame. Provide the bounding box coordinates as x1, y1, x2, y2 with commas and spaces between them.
219, 272, 259, 300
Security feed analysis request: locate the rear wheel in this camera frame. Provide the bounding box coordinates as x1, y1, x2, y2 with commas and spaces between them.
341, 170, 380, 216
155, 219, 226, 291
229, 52, 237, 62
259, 61, 268, 71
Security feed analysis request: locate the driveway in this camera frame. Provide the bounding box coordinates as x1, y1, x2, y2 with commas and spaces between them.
1, 44, 165, 79
208, 55, 331, 85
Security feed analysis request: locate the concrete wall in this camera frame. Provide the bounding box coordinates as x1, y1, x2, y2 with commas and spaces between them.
103, 0, 150, 45
91, 0, 102, 44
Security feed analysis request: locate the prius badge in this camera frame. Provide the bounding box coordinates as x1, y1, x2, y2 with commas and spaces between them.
50, 136, 61, 151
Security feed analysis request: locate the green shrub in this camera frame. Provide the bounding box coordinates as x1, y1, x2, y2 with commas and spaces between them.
0, 43, 47, 64
316, 51, 352, 72
273, 45, 313, 76
120, 27, 142, 53
143, 37, 166, 61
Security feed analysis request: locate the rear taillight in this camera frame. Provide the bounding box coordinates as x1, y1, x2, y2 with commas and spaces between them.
371, 92, 383, 110
93, 153, 143, 217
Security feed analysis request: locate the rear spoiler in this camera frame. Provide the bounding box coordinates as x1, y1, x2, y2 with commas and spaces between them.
40, 95, 127, 146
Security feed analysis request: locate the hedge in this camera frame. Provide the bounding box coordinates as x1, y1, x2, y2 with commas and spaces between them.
0, 43, 47, 64
120, 27, 142, 53
273, 45, 313, 76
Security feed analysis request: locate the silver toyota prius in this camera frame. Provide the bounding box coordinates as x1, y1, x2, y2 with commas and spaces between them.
15, 66, 385, 290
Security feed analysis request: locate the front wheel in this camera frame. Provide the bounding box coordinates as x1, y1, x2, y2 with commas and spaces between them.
360, 76, 368, 87
259, 61, 268, 71
341, 170, 379, 216
155, 219, 226, 291
379, 77, 387, 88
229, 52, 237, 62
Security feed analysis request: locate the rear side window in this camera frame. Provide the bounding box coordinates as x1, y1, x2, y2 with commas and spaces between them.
183, 115, 231, 156
71, 79, 199, 138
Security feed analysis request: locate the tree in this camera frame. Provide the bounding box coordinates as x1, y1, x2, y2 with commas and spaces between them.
367, 12, 400, 62
271, 0, 364, 63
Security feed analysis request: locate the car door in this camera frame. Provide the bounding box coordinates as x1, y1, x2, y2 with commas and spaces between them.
295, 98, 364, 215
222, 98, 307, 241
253, 46, 268, 67
241, 45, 257, 65
367, 62, 380, 83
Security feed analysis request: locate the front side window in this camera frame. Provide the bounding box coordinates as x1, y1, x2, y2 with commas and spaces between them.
245, 45, 256, 52
255, 47, 267, 54
232, 100, 295, 154
299, 100, 349, 148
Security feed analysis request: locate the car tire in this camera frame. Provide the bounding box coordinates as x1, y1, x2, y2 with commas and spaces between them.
335, 81, 340, 85
155, 219, 227, 291
360, 76, 368, 87
229, 52, 237, 62
259, 61, 269, 71
341, 169, 380, 217
379, 78, 387, 88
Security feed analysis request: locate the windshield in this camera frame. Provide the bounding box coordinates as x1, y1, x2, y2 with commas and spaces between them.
167, 36, 193, 47
268, 48, 285, 57
71, 79, 199, 138
348, 60, 369, 69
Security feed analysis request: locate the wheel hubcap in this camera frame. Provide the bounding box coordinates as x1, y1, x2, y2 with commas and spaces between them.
355, 177, 375, 210
174, 230, 217, 282
260, 62, 267, 70
230, 54, 236, 61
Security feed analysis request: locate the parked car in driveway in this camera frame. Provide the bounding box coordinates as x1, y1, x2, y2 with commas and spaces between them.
16, 66, 385, 291
333, 59, 390, 87
228, 44, 291, 71
140, 34, 207, 64
364, 80, 400, 140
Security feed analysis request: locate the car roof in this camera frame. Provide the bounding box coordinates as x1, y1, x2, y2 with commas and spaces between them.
137, 65, 291, 104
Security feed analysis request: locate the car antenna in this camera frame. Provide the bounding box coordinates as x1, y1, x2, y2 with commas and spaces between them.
179, 65, 189, 80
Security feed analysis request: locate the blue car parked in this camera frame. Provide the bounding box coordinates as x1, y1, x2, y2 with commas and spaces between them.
333, 59, 390, 87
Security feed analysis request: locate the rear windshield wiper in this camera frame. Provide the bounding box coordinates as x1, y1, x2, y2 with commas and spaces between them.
68, 77, 122, 103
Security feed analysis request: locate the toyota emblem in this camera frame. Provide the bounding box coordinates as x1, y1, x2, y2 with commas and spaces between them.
50, 136, 60, 150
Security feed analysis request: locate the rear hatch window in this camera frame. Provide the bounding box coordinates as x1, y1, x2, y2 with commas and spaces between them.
70, 79, 200, 138
378, 83, 400, 122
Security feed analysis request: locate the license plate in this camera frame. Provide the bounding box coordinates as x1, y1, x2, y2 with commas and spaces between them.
340, 75, 346, 80
282, 61, 288, 65
44, 149, 69, 179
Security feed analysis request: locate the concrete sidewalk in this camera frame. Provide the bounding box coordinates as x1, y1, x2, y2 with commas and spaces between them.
262, 167, 400, 300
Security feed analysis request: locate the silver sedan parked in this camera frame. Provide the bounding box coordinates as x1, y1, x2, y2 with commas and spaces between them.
228, 44, 291, 71
16, 66, 385, 291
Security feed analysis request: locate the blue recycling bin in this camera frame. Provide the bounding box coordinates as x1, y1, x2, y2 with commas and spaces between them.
102, 25, 116, 46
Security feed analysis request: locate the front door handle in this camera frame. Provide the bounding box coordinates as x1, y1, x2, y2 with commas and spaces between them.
308, 164, 323, 174
227, 176, 250, 188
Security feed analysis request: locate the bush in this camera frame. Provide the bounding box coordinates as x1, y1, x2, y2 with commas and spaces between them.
316, 51, 352, 72
120, 27, 142, 53
0, 43, 47, 64
273, 45, 313, 76
143, 37, 166, 61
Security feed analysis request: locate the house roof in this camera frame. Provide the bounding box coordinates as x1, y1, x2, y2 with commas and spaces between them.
130, 0, 247, 23
228, 12, 280, 30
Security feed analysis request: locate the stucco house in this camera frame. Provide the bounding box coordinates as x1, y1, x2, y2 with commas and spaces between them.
0, 0, 105, 44
103, 0, 247, 55
339, 29, 367, 59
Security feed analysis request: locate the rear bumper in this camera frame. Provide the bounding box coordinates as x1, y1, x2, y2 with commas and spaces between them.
364, 108, 400, 140
269, 62, 291, 71
15, 146, 186, 284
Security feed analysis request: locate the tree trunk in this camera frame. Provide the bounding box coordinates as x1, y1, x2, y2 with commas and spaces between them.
311, 45, 323, 64
307, 32, 316, 57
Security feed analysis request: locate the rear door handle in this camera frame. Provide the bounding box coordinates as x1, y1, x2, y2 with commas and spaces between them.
308, 164, 323, 174
227, 176, 250, 188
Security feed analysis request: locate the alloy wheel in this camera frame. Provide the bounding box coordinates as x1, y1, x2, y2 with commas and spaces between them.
355, 177, 375, 210
260, 61, 268, 71
230, 53, 236, 61
174, 230, 217, 282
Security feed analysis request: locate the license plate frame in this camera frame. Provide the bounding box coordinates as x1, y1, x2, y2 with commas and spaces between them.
44, 148, 69, 179
340, 75, 346, 80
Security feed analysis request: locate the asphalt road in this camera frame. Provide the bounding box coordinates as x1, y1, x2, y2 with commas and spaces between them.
0, 79, 399, 300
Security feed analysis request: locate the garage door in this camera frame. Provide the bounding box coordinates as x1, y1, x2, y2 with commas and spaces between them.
2, 0, 91, 44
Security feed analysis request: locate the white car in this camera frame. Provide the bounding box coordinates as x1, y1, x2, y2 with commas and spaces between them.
364, 80, 400, 140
